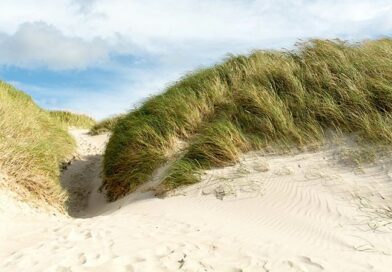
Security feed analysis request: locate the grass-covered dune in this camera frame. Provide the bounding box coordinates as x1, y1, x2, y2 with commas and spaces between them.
0, 81, 94, 211
103, 39, 392, 201
49, 110, 96, 129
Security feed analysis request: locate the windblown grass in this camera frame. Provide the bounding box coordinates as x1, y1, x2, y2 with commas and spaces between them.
0, 81, 75, 210
103, 38, 392, 201
89, 114, 124, 135
49, 110, 96, 129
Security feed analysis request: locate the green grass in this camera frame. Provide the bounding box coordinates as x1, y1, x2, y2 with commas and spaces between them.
89, 114, 124, 135
49, 110, 96, 129
102, 38, 392, 201
0, 81, 78, 211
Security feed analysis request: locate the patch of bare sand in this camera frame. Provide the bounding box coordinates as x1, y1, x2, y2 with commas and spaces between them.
1, 129, 392, 271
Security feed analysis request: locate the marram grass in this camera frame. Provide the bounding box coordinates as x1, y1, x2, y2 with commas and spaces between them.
103, 38, 392, 201
0, 82, 94, 211
49, 110, 96, 129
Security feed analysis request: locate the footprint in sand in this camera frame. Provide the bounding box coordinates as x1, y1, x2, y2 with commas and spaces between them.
274, 166, 293, 176
64, 228, 93, 241
77, 253, 87, 265
252, 161, 270, 172
298, 256, 325, 271
274, 257, 324, 272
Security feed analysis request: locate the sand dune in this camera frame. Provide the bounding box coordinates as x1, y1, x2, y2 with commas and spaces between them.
1, 129, 392, 271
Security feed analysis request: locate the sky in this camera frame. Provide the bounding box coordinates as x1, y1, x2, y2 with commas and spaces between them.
0, 0, 391, 119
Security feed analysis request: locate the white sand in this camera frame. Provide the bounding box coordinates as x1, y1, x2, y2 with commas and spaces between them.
1, 129, 392, 271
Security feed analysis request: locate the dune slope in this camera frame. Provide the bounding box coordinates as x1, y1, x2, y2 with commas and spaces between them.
102, 38, 392, 201
0, 81, 96, 210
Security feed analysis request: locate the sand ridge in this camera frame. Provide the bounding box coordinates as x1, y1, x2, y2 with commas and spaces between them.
1, 129, 392, 271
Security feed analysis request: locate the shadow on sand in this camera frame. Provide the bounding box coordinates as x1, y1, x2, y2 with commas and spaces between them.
60, 154, 103, 218
60, 153, 157, 219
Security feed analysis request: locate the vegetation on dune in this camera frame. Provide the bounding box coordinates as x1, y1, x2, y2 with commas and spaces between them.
89, 114, 124, 135
49, 110, 96, 129
0, 82, 92, 210
103, 38, 392, 201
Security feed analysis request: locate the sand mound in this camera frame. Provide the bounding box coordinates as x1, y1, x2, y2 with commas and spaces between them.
1, 130, 392, 271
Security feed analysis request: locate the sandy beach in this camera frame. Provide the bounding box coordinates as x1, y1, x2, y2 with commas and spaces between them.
1, 129, 392, 271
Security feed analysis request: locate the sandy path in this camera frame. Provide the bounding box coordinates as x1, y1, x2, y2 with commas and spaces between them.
1, 129, 392, 271
60, 129, 109, 217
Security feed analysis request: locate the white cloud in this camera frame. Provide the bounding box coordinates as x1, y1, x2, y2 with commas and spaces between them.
0, 22, 109, 69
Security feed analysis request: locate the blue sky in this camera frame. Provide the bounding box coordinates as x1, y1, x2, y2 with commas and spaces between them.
0, 0, 391, 119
